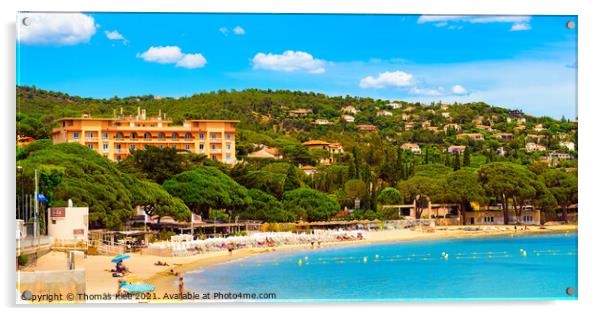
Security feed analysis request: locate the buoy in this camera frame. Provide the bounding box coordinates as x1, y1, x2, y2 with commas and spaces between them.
363, 256, 368, 263
522, 251, 527, 257
298, 259, 303, 266
444, 254, 449, 260
375, 254, 379, 259
304, 256, 308, 261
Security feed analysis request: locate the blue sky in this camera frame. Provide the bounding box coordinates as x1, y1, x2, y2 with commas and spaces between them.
17, 13, 577, 118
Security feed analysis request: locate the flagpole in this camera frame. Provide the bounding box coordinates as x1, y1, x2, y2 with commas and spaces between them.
34, 168, 38, 239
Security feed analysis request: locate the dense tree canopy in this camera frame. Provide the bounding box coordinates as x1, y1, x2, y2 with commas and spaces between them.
282, 188, 340, 221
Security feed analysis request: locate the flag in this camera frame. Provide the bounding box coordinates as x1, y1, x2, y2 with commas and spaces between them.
36, 193, 48, 203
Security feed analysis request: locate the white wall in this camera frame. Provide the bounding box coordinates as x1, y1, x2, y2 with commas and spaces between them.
47, 207, 89, 241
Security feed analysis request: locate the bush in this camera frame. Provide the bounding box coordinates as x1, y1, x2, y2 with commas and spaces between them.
18, 255, 29, 266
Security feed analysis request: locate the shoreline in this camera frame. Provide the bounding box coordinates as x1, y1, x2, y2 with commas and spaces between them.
145, 225, 578, 298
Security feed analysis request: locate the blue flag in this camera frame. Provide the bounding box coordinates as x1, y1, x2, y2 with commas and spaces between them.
37, 193, 48, 203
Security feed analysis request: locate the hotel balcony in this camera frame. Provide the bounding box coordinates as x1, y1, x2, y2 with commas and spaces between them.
85, 137, 98, 142
210, 149, 222, 154
209, 138, 222, 143
114, 149, 129, 154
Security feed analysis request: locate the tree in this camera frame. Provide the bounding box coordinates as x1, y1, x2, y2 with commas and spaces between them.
445, 169, 487, 224
122, 146, 184, 184
453, 151, 461, 171
282, 188, 340, 221
463, 147, 471, 167
163, 166, 251, 219
397, 176, 443, 219
377, 187, 404, 205
128, 180, 191, 225
344, 179, 366, 200
542, 169, 577, 222
239, 189, 295, 222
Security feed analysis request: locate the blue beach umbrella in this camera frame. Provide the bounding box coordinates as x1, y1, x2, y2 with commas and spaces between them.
111, 254, 131, 263
121, 283, 155, 294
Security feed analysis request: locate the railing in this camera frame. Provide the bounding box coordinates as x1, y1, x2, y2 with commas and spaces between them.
210, 149, 222, 154
84, 137, 98, 142
209, 138, 222, 143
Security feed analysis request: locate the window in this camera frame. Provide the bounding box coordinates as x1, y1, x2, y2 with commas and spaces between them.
226, 133, 231, 140
226, 144, 231, 151
102, 144, 109, 152
172, 133, 178, 140
116, 155, 121, 162
103, 132, 108, 140
87, 144, 93, 149
130, 144, 136, 150
199, 133, 205, 140
115, 132, 123, 139
116, 144, 121, 150
225, 154, 231, 162
73, 132, 79, 140
158, 133, 165, 139
130, 132, 137, 139
185, 133, 192, 140
199, 144, 204, 151
211, 133, 217, 139
212, 155, 217, 160
172, 144, 177, 149
523, 215, 533, 222
87, 131, 94, 140
144, 132, 152, 139
185, 144, 190, 151
212, 144, 217, 150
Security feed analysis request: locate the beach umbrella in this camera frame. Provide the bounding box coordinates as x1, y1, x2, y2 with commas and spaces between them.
111, 254, 131, 263
121, 283, 155, 294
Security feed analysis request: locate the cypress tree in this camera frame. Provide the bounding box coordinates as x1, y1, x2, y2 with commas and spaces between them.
463, 147, 471, 167
453, 151, 461, 171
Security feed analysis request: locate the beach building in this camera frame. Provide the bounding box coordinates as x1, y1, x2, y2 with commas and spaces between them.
51, 109, 238, 164
401, 143, 422, 154
464, 209, 541, 225
47, 206, 89, 241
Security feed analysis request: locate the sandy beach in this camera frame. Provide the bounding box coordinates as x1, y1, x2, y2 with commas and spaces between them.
25, 224, 577, 302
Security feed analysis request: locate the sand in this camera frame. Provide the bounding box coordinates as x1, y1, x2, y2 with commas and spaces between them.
24, 224, 577, 302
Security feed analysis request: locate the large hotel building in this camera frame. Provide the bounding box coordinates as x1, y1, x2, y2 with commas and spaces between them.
51, 108, 238, 164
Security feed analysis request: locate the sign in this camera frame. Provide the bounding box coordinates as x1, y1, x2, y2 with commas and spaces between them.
51, 208, 66, 218
73, 229, 84, 235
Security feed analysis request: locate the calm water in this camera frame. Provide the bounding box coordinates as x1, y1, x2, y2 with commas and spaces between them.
184, 232, 577, 301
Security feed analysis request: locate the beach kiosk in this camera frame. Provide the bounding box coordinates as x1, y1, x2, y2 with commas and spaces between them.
47, 206, 89, 241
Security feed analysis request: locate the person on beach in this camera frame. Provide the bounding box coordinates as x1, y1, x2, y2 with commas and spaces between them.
227, 242, 235, 255
178, 273, 185, 298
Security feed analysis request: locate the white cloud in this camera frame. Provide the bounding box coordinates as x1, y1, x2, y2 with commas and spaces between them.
409, 86, 445, 96
510, 23, 532, 31
219, 27, 229, 36
252, 50, 326, 74
359, 71, 414, 89
418, 15, 530, 24
137, 46, 184, 64
104, 30, 128, 45
18, 13, 96, 45
176, 53, 207, 69
452, 85, 468, 95
137, 46, 207, 69
233, 26, 246, 35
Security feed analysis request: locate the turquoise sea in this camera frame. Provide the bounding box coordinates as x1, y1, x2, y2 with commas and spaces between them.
184, 232, 577, 301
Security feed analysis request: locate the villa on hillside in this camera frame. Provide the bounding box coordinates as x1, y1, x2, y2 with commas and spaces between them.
442, 112, 450, 118
303, 140, 344, 165
51, 109, 238, 164
387, 102, 403, 109
341, 106, 359, 114
376, 110, 393, 117
496, 147, 507, 156
443, 124, 462, 132
509, 109, 524, 117
476, 124, 493, 132
456, 133, 484, 141
405, 122, 415, 130
448, 145, 466, 154
288, 108, 313, 117
526, 142, 547, 152
356, 124, 377, 132
401, 143, 421, 154
300, 165, 318, 175
527, 134, 547, 142
533, 123, 546, 132
495, 133, 514, 141
341, 115, 355, 123
560, 141, 576, 151
247, 146, 282, 160
313, 119, 333, 125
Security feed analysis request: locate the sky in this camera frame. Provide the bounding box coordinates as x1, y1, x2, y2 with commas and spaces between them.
16, 13, 577, 118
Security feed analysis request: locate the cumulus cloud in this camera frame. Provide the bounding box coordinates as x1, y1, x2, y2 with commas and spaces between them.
137, 46, 207, 69
252, 50, 326, 74
359, 71, 414, 88
233, 26, 246, 35
104, 30, 128, 45
175, 53, 207, 69
18, 12, 96, 45
452, 85, 468, 95
510, 23, 532, 31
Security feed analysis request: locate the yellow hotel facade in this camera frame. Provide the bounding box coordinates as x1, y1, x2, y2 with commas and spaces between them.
51, 110, 238, 164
